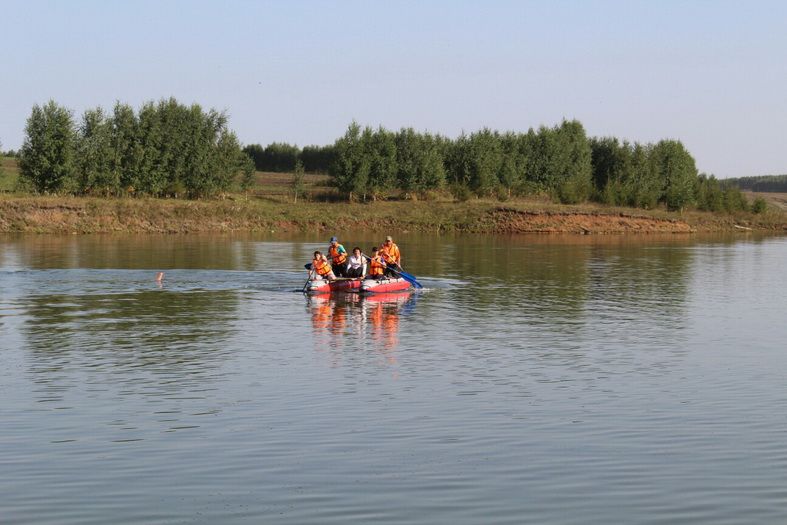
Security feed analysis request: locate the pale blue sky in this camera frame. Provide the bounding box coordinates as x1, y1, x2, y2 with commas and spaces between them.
3, 0, 786, 177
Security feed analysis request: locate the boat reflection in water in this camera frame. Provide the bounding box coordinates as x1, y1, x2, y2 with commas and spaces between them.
307, 291, 416, 369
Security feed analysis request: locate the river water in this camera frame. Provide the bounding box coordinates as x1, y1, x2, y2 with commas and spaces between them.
2, 232, 786, 524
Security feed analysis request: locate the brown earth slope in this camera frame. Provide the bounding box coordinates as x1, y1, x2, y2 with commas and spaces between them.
2, 195, 783, 234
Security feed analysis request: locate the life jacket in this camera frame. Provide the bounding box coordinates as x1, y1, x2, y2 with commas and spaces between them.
313, 257, 332, 276
329, 244, 347, 265
380, 243, 400, 265
370, 255, 385, 276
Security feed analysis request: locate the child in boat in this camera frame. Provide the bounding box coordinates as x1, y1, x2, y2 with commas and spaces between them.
367, 247, 387, 281
346, 247, 366, 278
311, 251, 336, 280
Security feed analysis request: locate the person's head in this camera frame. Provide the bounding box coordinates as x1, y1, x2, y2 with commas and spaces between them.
371, 246, 378, 254
330, 236, 338, 245
313, 250, 322, 258
352, 247, 361, 256
384, 235, 393, 245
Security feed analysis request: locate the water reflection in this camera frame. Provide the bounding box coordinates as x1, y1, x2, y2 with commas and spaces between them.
307, 292, 416, 368
20, 289, 239, 409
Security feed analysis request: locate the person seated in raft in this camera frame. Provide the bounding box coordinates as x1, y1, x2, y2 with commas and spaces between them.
311, 251, 336, 281
366, 247, 387, 281
346, 247, 367, 278
379, 235, 401, 277
328, 236, 349, 277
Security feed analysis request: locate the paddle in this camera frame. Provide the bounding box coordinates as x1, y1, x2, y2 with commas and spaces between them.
301, 266, 314, 293
387, 265, 423, 289
362, 254, 423, 289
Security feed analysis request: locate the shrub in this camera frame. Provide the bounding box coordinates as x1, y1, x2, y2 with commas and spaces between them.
751, 197, 768, 214
450, 184, 472, 202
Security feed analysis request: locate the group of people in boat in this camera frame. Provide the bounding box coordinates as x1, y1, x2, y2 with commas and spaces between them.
311, 236, 402, 281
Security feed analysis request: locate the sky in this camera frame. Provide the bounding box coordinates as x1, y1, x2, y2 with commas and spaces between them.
2, 0, 786, 178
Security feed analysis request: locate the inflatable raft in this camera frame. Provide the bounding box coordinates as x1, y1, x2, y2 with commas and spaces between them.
360, 277, 411, 294
305, 277, 363, 294
305, 276, 411, 294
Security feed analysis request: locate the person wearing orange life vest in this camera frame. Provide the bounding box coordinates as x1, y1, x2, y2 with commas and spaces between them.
310, 251, 336, 281
328, 236, 349, 277
379, 235, 401, 277
366, 247, 387, 281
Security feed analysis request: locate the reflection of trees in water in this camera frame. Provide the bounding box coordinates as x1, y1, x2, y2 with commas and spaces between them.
1, 235, 245, 270
307, 293, 414, 368
22, 289, 239, 403
439, 237, 697, 389
451, 237, 591, 325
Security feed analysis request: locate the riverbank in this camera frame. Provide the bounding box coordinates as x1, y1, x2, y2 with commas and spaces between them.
1, 195, 785, 234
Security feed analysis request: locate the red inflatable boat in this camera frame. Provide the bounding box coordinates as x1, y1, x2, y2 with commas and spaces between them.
306, 278, 363, 294
360, 277, 411, 294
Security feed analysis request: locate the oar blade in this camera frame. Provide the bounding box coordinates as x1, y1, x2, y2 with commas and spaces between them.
391, 268, 423, 289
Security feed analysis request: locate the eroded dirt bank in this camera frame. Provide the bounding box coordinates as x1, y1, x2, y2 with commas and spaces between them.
0, 196, 784, 234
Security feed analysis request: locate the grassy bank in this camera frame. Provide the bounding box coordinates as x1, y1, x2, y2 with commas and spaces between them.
2, 157, 786, 234
2, 193, 786, 234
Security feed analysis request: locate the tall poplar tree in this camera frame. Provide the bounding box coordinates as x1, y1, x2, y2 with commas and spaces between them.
19, 100, 77, 193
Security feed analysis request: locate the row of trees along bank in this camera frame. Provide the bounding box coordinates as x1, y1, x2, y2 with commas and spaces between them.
243, 121, 754, 212
242, 142, 335, 173
18, 99, 253, 197
17, 101, 756, 212
326, 121, 754, 211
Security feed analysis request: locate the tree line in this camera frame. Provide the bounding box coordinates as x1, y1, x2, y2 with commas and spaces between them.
18, 99, 253, 197
724, 174, 787, 193
15, 100, 759, 213
242, 142, 335, 173
246, 121, 754, 211
326, 120, 754, 211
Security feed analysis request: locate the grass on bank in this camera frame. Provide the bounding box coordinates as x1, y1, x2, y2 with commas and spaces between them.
1, 156, 786, 233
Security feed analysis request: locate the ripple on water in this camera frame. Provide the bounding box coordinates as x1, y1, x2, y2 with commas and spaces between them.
2, 236, 787, 524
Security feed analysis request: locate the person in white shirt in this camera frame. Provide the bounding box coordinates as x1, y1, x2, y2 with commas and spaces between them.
346, 247, 367, 278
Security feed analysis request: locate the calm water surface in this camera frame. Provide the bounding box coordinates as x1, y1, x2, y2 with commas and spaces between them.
2, 233, 787, 524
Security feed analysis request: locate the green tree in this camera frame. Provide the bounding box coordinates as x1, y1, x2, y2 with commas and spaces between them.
365, 126, 398, 199
246, 142, 300, 172
444, 133, 473, 191
468, 128, 503, 195
330, 121, 371, 200
498, 132, 528, 197
553, 120, 592, 204
208, 129, 250, 197
136, 101, 168, 195
291, 159, 305, 202
395, 128, 446, 196
243, 143, 265, 170
111, 102, 141, 194
625, 143, 659, 208
695, 173, 725, 212
651, 139, 698, 211
751, 197, 768, 214
76, 107, 116, 195
300, 144, 335, 173
19, 100, 78, 193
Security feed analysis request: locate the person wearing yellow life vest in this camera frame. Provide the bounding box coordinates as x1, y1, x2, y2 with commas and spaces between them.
310, 251, 336, 281
367, 247, 387, 280
379, 235, 401, 277
328, 236, 349, 277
